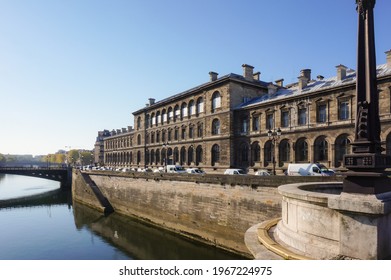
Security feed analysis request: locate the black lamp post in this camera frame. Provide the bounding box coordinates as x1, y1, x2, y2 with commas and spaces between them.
268, 128, 282, 175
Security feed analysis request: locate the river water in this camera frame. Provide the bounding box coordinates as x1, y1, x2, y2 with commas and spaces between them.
0, 174, 243, 260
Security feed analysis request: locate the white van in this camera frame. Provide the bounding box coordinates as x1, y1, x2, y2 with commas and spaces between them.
224, 169, 246, 175
287, 163, 335, 176
166, 165, 186, 173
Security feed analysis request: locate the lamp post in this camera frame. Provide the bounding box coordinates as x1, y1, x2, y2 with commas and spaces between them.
267, 128, 281, 175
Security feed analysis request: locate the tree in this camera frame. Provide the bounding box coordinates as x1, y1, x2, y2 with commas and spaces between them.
67, 150, 80, 165
0, 154, 6, 166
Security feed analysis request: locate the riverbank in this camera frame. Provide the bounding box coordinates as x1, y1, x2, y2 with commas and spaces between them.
72, 170, 342, 258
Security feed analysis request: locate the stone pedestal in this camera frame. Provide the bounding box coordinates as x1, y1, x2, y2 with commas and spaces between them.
276, 183, 391, 259
328, 192, 391, 259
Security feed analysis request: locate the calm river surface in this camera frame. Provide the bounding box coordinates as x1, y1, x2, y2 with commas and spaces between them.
0, 174, 243, 260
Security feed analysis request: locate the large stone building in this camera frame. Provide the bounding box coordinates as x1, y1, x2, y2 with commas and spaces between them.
96, 50, 391, 174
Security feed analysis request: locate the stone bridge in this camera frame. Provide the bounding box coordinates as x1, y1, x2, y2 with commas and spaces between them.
0, 167, 72, 188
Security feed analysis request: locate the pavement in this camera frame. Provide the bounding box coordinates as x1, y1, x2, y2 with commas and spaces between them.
244, 218, 312, 260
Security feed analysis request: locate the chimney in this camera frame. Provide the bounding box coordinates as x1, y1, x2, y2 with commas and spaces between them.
298, 76, 308, 90
336, 64, 348, 81
128, 126, 133, 132
275, 78, 284, 87
111, 129, 116, 135
386, 50, 391, 68
242, 64, 254, 81
209, 71, 218, 82
317, 75, 324, 81
268, 83, 277, 96
117, 129, 121, 134
122, 128, 127, 133
300, 69, 311, 81
253, 71, 261, 81
148, 98, 155, 106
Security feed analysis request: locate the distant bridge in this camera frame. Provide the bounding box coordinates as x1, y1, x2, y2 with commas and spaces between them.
0, 167, 72, 188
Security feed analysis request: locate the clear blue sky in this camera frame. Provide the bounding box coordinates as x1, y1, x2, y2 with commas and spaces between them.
1, 0, 390, 156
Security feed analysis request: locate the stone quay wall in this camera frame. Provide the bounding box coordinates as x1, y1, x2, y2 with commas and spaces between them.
72, 170, 342, 257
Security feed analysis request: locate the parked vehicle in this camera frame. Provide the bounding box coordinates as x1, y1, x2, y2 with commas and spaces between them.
153, 167, 165, 173
166, 165, 186, 173
224, 168, 246, 175
186, 168, 205, 174
287, 163, 335, 176
254, 169, 271, 176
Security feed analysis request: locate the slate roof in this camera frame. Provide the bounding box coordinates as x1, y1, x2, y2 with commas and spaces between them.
236, 63, 391, 110
132, 73, 270, 115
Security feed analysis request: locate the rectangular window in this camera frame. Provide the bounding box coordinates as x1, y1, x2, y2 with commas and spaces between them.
317, 104, 327, 123
266, 114, 274, 130
241, 117, 249, 133
339, 101, 349, 120
281, 111, 289, 128
181, 128, 186, 139
298, 108, 307, 126
197, 124, 203, 138
252, 116, 260, 131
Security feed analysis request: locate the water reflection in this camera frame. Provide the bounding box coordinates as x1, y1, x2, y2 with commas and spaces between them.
0, 175, 244, 260
73, 201, 244, 260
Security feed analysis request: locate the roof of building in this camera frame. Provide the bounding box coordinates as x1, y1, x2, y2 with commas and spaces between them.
132, 73, 270, 115
236, 63, 391, 110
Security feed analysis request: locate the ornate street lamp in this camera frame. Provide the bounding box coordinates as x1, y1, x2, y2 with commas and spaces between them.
267, 128, 282, 175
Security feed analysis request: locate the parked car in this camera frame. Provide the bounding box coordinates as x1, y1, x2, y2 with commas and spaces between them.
186, 168, 205, 174
224, 168, 246, 175
254, 170, 271, 176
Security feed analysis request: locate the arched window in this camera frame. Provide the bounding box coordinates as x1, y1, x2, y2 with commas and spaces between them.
181, 102, 187, 119
212, 118, 220, 135
295, 138, 308, 162
180, 147, 186, 165
196, 97, 204, 114
188, 100, 195, 116
188, 146, 194, 165
211, 144, 220, 166
162, 109, 167, 124
196, 145, 203, 166
150, 149, 155, 165
156, 111, 160, 126
137, 116, 141, 129
137, 134, 141, 145
137, 151, 141, 165
314, 136, 328, 162
211, 91, 221, 112
174, 105, 180, 122
156, 149, 160, 165
335, 134, 351, 167
167, 148, 173, 165
151, 112, 155, 126
173, 147, 179, 164
251, 142, 261, 164
264, 141, 273, 163
279, 139, 290, 164
167, 107, 173, 123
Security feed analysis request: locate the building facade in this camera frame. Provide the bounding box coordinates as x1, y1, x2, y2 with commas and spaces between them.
96, 50, 391, 174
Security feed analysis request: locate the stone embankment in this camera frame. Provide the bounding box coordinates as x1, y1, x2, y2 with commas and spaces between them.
72, 170, 342, 258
